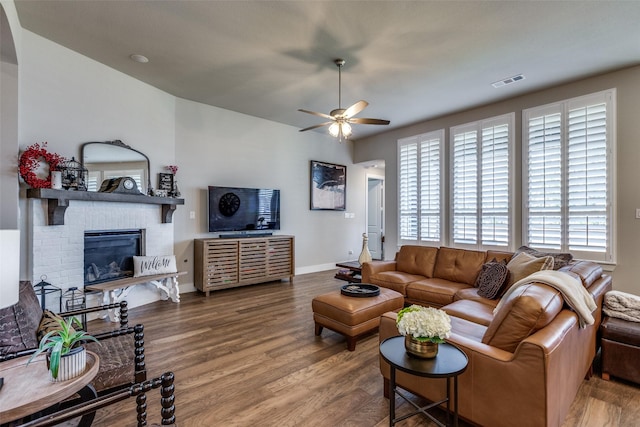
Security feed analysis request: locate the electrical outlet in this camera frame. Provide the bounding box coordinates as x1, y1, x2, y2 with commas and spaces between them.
636, 209, 640, 219
189, 211, 196, 220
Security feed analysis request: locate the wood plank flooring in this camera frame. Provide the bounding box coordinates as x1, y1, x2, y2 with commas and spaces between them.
86, 271, 640, 426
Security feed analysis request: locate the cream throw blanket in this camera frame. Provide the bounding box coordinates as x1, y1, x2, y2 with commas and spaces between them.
494, 270, 596, 328
604, 290, 640, 323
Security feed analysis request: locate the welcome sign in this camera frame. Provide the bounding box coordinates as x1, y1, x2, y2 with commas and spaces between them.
133, 255, 177, 277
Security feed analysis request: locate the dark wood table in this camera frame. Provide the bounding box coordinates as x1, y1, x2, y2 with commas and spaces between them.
0, 351, 99, 425
380, 336, 468, 427
335, 261, 362, 283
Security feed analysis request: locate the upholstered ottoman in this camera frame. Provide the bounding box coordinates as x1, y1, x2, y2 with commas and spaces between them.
600, 316, 640, 384
312, 287, 404, 351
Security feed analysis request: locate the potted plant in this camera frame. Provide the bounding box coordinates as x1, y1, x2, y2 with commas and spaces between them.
396, 305, 451, 358
28, 316, 99, 382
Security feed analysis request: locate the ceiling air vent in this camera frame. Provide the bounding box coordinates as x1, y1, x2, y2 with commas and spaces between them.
492, 74, 525, 88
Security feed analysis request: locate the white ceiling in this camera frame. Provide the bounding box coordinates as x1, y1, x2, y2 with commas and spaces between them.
13, 1, 640, 140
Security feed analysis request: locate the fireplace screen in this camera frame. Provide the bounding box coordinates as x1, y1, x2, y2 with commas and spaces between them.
84, 229, 144, 285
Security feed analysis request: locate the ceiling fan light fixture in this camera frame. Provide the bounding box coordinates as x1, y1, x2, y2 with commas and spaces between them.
329, 121, 351, 139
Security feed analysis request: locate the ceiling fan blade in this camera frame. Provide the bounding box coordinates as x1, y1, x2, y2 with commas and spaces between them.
299, 122, 332, 132
298, 109, 334, 120
349, 117, 391, 125
342, 100, 369, 118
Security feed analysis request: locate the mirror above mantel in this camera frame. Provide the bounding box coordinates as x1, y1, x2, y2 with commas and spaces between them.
81, 140, 152, 195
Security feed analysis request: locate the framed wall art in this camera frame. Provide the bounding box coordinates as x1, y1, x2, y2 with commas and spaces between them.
158, 173, 173, 191
310, 160, 346, 211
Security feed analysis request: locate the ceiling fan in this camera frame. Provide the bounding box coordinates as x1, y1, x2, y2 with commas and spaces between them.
298, 59, 390, 140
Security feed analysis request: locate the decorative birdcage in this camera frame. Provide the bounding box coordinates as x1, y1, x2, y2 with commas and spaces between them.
58, 156, 88, 191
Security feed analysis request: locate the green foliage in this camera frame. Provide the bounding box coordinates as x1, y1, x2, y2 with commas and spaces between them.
27, 316, 99, 379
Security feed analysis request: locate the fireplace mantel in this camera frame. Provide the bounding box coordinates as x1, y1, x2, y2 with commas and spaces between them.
27, 188, 184, 225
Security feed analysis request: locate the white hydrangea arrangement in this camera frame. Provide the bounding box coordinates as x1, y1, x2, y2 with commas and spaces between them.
396, 305, 452, 343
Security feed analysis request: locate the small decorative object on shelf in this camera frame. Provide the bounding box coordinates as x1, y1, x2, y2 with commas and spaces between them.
396, 305, 451, 359
166, 165, 181, 198
51, 170, 63, 189
358, 233, 372, 266
18, 142, 66, 189
58, 157, 88, 191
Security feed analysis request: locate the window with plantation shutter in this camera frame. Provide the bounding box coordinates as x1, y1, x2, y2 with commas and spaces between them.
450, 114, 513, 249
523, 89, 615, 262
398, 130, 444, 244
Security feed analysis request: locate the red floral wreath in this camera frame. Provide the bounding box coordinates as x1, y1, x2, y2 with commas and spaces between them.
18, 142, 66, 189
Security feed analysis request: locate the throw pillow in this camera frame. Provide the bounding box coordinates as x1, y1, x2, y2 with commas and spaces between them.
476, 259, 510, 300
503, 252, 554, 294
37, 309, 75, 342
133, 255, 177, 277
515, 246, 573, 270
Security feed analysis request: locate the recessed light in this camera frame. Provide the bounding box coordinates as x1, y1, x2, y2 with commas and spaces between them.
130, 54, 149, 63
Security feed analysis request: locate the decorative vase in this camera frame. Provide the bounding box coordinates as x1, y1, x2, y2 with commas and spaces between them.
404, 336, 439, 359
172, 180, 181, 198
47, 346, 87, 382
51, 170, 62, 189
358, 233, 372, 265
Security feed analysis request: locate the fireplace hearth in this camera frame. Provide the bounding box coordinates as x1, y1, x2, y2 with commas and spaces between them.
84, 229, 145, 285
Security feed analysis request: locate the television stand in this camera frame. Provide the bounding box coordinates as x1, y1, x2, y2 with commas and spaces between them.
194, 235, 295, 296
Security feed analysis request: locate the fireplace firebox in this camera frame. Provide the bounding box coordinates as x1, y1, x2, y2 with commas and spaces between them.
84, 229, 144, 286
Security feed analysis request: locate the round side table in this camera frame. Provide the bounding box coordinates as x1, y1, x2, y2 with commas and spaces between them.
0, 351, 100, 425
379, 336, 468, 427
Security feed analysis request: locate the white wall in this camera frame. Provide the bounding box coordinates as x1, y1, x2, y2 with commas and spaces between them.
16, 27, 369, 304
355, 65, 640, 295
172, 98, 367, 291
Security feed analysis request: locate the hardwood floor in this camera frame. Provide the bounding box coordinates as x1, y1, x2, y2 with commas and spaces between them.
86, 271, 640, 426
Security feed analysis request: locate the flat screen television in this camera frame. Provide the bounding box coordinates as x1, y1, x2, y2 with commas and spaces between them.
208, 186, 281, 233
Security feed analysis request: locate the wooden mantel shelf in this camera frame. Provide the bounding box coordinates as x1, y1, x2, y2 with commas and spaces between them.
26, 188, 185, 226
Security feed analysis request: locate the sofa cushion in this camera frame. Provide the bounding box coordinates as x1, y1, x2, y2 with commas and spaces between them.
482, 283, 564, 352
515, 245, 573, 270
453, 287, 500, 308
368, 271, 425, 296
36, 309, 75, 342
0, 281, 42, 355
406, 278, 472, 307
558, 261, 603, 288
485, 250, 514, 264
444, 300, 494, 326
433, 247, 486, 286
396, 245, 438, 278
504, 252, 554, 292
475, 260, 509, 299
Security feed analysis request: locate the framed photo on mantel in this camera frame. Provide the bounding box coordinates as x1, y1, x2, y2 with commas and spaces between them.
158, 173, 173, 191
310, 160, 346, 211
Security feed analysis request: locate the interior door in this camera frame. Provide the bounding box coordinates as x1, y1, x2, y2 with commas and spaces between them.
367, 178, 384, 260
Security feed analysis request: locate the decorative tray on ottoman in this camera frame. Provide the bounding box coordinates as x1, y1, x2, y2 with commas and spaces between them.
341, 283, 380, 297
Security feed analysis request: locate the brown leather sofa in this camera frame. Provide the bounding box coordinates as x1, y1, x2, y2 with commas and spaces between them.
363, 245, 612, 427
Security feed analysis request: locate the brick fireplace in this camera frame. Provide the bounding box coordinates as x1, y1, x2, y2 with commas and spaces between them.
28, 198, 174, 311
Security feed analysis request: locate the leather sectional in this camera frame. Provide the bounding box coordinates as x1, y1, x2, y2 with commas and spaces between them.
362, 245, 611, 427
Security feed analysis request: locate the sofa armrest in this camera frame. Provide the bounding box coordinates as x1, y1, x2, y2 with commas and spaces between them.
362, 260, 397, 282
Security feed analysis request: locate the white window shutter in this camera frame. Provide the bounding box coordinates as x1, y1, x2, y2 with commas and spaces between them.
523, 89, 614, 262
398, 139, 418, 240
398, 130, 444, 244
